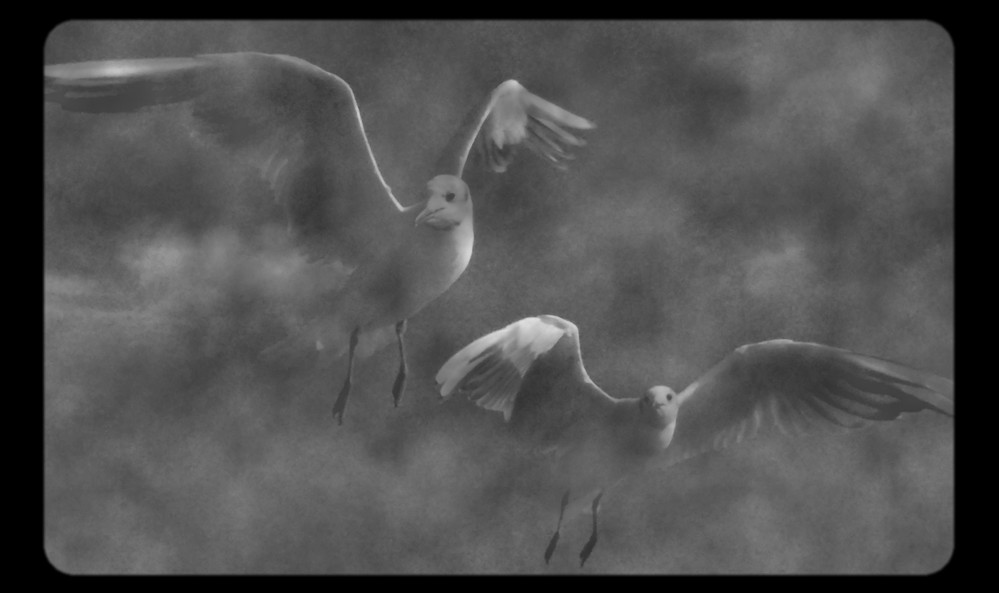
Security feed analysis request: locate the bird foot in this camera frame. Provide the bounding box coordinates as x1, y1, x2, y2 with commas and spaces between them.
391, 368, 406, 408
332, 381, 351, 426
544, 530, 560, 565
579, 534, 598, 568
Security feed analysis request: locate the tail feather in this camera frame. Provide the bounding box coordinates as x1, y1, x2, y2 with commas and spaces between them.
260, 318, 397, 368
259, 328, 323, 368
259, 315, 348, 368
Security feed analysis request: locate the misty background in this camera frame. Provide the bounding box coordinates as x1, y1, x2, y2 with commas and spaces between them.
44, 21, 953, 574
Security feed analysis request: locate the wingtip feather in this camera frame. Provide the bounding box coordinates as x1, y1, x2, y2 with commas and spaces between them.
843, 351, 954, 416
436, 325, 510, 398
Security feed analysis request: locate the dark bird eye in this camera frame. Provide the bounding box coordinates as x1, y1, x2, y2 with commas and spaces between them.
667, 394, 673, 401
445, 192, 456, 202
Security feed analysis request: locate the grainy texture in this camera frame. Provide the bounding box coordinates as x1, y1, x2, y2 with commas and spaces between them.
44, 20, 953, 574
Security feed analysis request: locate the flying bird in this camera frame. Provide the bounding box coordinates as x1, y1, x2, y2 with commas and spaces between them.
44, 52, 594, 424
435, 315, 954, 567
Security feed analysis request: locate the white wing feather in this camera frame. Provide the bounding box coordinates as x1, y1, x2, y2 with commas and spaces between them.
436, 317, 567, 420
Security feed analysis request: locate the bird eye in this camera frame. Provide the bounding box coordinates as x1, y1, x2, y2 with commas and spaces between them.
445, 192, 456, 202
667, 394, 673, 401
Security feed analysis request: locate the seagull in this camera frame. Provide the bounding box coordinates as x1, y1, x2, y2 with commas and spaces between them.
44, 52, 594, 425
435, 315, 954, 567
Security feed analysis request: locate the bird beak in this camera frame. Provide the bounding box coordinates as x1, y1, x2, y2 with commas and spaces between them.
415, 206, 444, 227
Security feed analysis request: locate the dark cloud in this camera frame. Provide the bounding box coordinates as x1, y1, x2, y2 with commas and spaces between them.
44, 21, 952, 573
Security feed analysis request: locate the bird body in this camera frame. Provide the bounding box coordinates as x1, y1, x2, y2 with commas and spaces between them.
267, 188, 473, 362
329, 186, 474, 336
436, 315, 953, 565
46, 53, 592, 423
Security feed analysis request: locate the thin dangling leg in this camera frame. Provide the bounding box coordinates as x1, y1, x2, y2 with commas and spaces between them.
391, 319, 408, 408
579, 490, 604, 568
332, 327, 360, 426
544, 489, 571, 565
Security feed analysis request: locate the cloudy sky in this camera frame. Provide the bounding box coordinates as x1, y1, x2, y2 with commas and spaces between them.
44, 21, 953, 574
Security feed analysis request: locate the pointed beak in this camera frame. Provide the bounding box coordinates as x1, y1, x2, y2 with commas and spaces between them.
415, 206, 444, 227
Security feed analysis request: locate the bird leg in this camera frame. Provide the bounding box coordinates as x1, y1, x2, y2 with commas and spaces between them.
544, 489, 571, 565
332, 327, 360, 426
391, 319, 408, 407
579, 490, 604, 568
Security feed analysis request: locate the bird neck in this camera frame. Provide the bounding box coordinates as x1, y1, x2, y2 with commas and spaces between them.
613, 398, 675, 456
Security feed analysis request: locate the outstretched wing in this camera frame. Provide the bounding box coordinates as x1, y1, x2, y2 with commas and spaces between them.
663, 339, 953, 466
45, 52, 406, 263
436, 315, 614, 447
434, 80, 594, 177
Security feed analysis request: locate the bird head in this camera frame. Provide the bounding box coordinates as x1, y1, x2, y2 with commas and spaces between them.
639, 385, 678, 429
415, 175, 472, 230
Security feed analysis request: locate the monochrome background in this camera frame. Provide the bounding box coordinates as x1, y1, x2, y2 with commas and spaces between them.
44, 21, 953, 573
